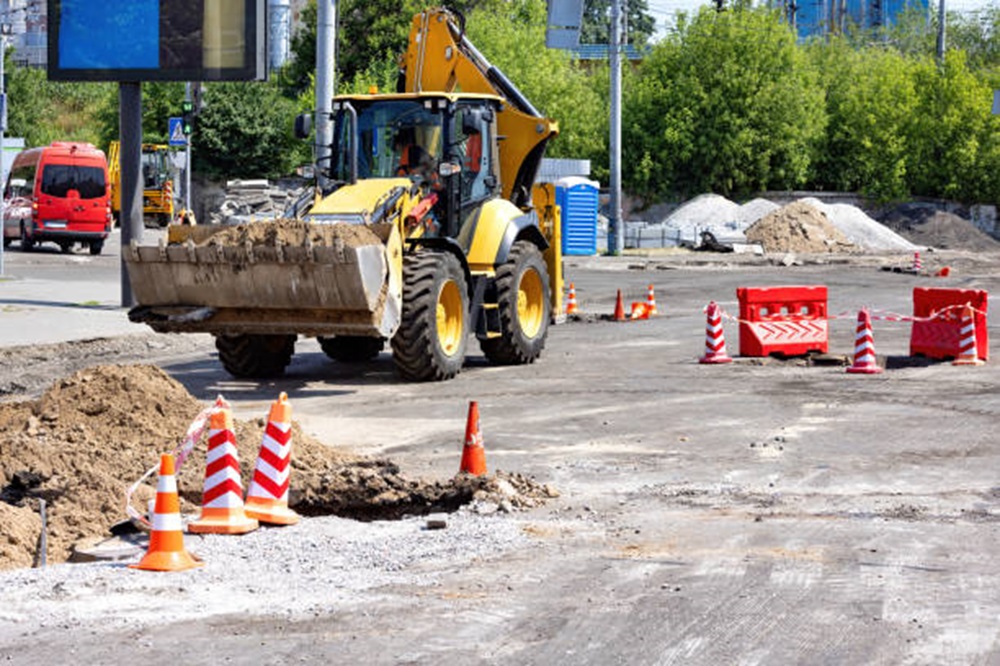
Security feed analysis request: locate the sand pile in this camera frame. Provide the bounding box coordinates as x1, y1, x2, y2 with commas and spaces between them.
745, 201, 856, 253
206, 218, 383, 247
879, 204, 1000, 251
0, 365, 554, 570
798, 197, 918, 252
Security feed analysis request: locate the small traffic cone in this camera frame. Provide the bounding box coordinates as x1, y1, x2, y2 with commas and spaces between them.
911, 251, 922, 273
630, 302, 651, 320
566, 283, 579, 315
699, 301, 733, 364
646, 284, 658, 315
613, 290, 626, 322
953, 304, 984, 366
459, 401, 487, 476
936, 266, 951, 278
846, 309, 883, 374
188, 404, 259, 535
130, 454, 203, 572
244, 393, 300, 525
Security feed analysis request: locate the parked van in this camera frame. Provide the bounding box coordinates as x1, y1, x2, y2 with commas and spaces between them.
2, 142, 112, 255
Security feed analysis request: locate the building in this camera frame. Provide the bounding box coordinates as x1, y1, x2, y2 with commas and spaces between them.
1, 0, 45, 68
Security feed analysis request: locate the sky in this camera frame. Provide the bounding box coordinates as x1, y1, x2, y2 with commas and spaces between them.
645, 0, 997, 36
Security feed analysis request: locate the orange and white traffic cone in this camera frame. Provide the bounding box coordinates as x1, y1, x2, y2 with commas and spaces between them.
630, 301, 651, 320
953, 304, 984, 366
646, 284, 658, 315
613, 290, 626, 322
244, 393, 300, 525
459, 401, 487, 476
846, 309, 883, 374
130, 453, 203, 572
699, 301, 733, 364
188, 404, 259, 535
566, 283, 579, 315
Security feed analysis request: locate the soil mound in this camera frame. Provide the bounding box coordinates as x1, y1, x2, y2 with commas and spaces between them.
745, 201, 856, 253
0, 365, 554, 570
879, 204, 1000, 251
206, 218, 383, 247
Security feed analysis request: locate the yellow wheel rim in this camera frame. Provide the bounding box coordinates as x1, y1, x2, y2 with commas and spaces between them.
517, 268, 545, 338
436, 280, 464, 356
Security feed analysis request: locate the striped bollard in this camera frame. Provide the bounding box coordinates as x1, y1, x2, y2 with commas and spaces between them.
699, 301, 733, 364
846, 309, 882, 374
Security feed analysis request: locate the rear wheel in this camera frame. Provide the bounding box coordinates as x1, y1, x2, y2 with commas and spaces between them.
391, 250, 469, 381
318, 335, 384, 363
480, 240, 550, 365
89, 241, 104, 256
215, 334, 296, 378
2, 237, 10, 248
59, 241, 73, 254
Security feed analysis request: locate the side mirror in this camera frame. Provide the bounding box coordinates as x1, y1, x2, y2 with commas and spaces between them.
438, 161, 461, 178
294, 113, 312, 140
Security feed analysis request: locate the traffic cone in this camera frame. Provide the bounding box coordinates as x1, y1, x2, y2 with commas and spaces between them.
188, 404, 259, 535
911, 251, 922, 273
244, 393, 300, 525
459, 401, 487, 476
613, 290, 626, 322
646, 284, 658, 315
630, 301, 651, 320
699, 301, 733, 364
566, 283, 579, 315
953, 304, 984, 366
130, 453, 203, 572
846, 309, 883, 374
936, 266, 951, 278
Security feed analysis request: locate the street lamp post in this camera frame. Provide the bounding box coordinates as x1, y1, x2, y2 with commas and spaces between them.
0, 22, 9, 277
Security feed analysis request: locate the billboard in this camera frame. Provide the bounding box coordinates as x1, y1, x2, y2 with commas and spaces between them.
47, 0, 267, 81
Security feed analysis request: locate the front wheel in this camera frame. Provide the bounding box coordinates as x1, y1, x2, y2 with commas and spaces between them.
391, 250, 469, 381
19, 225, 34, 251
215, 334, 296, 378
480, 240, 550, 365
89, 241, 104, 255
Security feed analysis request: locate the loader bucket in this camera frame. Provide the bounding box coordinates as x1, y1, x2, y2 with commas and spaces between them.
124, 220, 402, 339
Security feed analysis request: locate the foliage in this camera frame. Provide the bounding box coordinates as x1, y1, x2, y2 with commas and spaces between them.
191, 81, 306, 179
626, 5, 826, 199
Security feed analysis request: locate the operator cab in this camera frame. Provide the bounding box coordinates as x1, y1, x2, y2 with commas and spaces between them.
316, 93, 501, 242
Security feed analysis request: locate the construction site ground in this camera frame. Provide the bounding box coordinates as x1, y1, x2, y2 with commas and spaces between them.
1, 234, 1000, 664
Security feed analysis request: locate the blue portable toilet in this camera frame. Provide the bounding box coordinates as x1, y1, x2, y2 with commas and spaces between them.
555, 176, 599, 256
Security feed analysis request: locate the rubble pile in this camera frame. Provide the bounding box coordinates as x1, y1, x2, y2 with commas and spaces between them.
209, 179, 311, 225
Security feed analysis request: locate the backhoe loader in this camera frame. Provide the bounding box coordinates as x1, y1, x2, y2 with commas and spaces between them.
124, 8, 563, 381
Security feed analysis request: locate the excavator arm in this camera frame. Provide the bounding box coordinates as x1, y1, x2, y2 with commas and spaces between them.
400, 8, 558, 208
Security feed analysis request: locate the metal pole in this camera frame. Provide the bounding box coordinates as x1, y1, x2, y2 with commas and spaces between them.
0, 30, 6, 277
184, 82, 192, 213
315, 0, 336, 193
119, 82, 143, 307
608, 0, 623, 256
936, 0, 946, 62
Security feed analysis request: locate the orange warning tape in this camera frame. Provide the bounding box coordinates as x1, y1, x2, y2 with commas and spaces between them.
711, 302, 987, 326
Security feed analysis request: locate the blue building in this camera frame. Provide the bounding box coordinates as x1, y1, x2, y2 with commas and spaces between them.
790, 0, 929, 38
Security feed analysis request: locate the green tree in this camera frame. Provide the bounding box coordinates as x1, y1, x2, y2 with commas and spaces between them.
192, 81, 305, 179
627, 5, 826, 199
580, 0, 656, 47
809, 38, 919, 200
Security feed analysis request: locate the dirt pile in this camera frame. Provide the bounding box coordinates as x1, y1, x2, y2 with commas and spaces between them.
0, 365, 555, 570
878, 204, 1000, 251
205, 218, 383, 247
745, 201, 856, 253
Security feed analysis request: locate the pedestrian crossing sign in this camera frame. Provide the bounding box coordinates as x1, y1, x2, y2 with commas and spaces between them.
168, 117, 187, 146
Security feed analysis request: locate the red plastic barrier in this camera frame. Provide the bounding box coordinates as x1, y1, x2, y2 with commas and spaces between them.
737, 286, 829, 357
910, 288, 989, 361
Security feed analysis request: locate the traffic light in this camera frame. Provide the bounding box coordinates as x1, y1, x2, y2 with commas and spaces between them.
181, 100, 194, 134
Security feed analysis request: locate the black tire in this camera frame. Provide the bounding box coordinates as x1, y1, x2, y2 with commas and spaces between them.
19, 225, 34, 251
89, 241, 104, 256
391, 250, 469, 381
215, 334, 296, 378
2, 236, 10, 248
480, 240, 550, 365
59, 241, 73, 254
318, 335, 384, 363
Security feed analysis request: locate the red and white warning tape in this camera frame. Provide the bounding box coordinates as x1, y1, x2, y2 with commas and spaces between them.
124, 395, 230, 527
708, 302, 986, 326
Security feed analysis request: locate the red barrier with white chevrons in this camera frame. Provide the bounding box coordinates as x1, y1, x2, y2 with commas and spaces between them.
737, 286, 828, 357
245, 392, 300, 525
910, 288, 988, 361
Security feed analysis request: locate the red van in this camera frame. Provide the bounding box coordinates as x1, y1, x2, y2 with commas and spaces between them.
2, 142, 112, 255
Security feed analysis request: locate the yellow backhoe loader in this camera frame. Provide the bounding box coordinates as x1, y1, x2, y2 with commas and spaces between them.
109, 141, 177, 227
124, 8, 564, 381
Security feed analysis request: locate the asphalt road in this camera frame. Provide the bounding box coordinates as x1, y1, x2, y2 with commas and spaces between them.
2, 239, 999, 664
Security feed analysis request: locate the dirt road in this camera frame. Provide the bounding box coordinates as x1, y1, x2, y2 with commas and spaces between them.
1, 250, 999, 664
